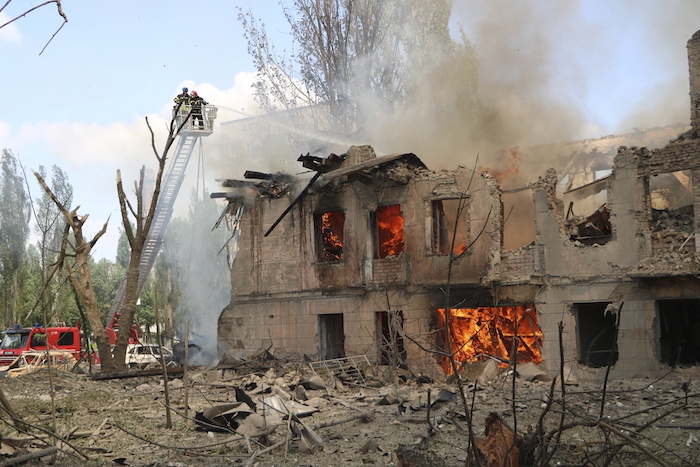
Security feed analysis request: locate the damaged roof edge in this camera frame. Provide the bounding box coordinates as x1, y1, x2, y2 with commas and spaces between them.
320, 153, 427, 180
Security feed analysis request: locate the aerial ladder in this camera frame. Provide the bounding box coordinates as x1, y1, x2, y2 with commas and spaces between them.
105, 103, 218, 335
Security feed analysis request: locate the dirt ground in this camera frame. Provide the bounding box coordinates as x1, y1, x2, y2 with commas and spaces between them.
1, 358, 699, 466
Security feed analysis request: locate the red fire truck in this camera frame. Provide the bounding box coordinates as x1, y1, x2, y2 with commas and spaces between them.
0, 316, 141, 367
0, 324, 82, 366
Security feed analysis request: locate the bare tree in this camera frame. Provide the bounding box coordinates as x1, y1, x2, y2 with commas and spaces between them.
33, 172, 115, 371
110, 114, 185, 372
0, 0, 68, 54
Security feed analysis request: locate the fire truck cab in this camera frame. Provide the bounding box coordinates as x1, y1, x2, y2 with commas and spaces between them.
0, 324, 82, 366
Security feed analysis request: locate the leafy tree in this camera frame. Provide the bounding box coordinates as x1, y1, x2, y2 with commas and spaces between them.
18, 244, 42, 325
0, 149, 31, 327
31, 165, 73, 324
90, 257, 124, 322
116, 226, 131, 269
238, 0, 479, 140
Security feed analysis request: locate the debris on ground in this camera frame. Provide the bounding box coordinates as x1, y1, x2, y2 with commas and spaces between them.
0, 356, 698, 466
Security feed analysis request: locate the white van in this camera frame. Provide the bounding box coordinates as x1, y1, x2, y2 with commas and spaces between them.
125, 344, 174, 367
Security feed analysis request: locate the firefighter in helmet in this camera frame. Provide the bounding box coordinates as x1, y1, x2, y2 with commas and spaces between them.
190, 90, 208, 129
174, 87, 190, 106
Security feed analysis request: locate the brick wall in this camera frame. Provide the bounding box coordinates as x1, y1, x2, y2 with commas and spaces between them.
500, 245, 538, 277
372, 257, 404, 284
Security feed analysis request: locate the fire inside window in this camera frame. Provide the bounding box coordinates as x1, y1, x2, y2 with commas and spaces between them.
432, 199, 467, 255
435, 306, 543, 374
374, 205, 405, 259
317, 211, 345, 261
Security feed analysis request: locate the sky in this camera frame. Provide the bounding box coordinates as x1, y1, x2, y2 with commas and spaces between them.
2, 1, 700, 261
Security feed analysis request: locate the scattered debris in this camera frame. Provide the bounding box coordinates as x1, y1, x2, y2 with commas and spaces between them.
308, 355, 371, 385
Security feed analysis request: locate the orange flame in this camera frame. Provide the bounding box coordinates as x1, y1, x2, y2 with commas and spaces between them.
435, 306, 543, 374
320, 211, 344, 261
377, 205, 405, 258
478, 147, 522, 187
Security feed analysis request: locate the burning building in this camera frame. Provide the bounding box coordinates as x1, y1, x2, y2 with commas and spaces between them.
215, 29, 700, 380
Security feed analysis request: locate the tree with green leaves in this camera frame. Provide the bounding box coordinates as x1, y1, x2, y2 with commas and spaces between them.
0, 149, 31, 327
30, 165, 74, 325
238, 0, 479, 140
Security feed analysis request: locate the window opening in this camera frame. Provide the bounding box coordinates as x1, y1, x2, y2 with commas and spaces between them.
432, 199, 467, 255
316, 211, 345, 261
318, 313, 345, 360
374, 205, 404, 258
574, 302, 618, 367
30, 333, 47, 348
376, 311, 406, 366
57, 331, 74, 346
658, 299, 700, 367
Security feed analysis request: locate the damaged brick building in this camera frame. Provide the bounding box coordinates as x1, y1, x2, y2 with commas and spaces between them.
215, 29, 700, 379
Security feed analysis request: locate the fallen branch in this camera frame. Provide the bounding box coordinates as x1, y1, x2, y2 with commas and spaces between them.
0, 446, 60, 467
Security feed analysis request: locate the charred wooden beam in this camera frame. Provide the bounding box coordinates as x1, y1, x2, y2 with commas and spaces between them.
264, 172, 322, 237
244, 170, 272, 180
298, 152, 345, 173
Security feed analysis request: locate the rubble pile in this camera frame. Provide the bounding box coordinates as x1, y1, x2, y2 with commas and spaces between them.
631, 205, 699, 275
651, 205, 694, 234
0, 358, 699, 466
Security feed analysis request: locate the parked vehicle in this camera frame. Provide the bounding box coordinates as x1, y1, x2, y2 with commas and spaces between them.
125, 344, 174, 368
0, 324, 81, 366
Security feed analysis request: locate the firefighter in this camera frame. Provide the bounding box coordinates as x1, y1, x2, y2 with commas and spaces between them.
190, 90, 208, 129
174, 87, 190, 106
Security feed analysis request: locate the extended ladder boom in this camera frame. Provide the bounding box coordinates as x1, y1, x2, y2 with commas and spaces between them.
106, 105, 217, 326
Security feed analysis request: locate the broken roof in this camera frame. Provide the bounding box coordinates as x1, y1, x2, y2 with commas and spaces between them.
319, 153, 427, 180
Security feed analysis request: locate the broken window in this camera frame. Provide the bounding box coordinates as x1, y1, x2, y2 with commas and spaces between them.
318, 313, 345, 360
432, 199, 467, 255
372, 205, 405, 259
376, 311, 406, 366
650, 170, 693, 211
316, 211, 345, 261
574, 302, 618, 367
569, 204, 612, 245
658, 299, 700, 367
434, 306, 543, 374
649, 171, 694, 251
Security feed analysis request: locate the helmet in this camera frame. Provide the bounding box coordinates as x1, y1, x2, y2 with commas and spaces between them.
191, 90, 198, 97
182, 87, 188, 92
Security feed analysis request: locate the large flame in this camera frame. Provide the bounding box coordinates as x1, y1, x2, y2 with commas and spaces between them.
435, 306, 543, 373
320, 211, 344, 261
377, 205, 405, 258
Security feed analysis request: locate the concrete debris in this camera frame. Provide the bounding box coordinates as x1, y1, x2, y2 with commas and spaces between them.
478, 359, 502, 385
300, 374, 326, 390
262, 395, 318, 418
194, 402, 254, 432
514, 362, 549, 382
